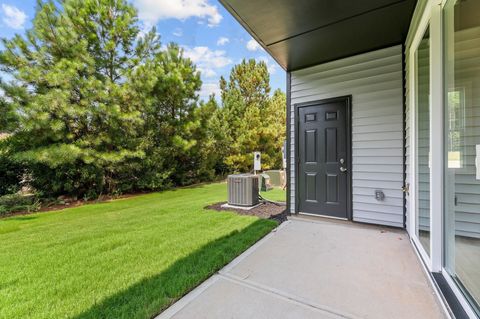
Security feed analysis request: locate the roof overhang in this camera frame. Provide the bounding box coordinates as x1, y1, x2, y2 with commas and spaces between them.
220, 0, 417, 71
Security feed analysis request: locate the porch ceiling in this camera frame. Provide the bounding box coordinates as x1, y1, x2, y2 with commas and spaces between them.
219, 0, 417, 71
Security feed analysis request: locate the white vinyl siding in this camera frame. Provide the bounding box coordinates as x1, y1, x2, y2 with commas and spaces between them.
290, 45, 405, 227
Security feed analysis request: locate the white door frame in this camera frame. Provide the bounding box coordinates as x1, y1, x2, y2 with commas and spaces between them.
408, 0, 444, 272
408, 0, 434, 270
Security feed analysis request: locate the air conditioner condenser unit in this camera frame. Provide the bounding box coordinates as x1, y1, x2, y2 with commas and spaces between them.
227, 174, 259, 207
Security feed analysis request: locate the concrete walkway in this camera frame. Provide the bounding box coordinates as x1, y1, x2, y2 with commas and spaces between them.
158, 216, 447, 319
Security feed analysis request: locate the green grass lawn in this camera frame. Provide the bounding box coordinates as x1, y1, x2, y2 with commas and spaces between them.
260, 187, 286, 202
0, 183, 277, 319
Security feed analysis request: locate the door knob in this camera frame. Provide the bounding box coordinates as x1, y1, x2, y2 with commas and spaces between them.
340, 167, 347, 172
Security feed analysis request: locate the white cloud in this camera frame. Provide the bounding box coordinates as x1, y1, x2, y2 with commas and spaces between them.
173, 28, 183, 37
246, 39, 261, 51
183, 46, 232, 78
1, 4, 27, 29
199, 82, 220, 100
216, 37, 229, 46
258, 56, 278, 75
134, 0, 222, 28
202, 69, 217, 77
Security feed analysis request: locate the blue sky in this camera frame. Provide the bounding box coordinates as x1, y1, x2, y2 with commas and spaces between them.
0, 0, 285, 101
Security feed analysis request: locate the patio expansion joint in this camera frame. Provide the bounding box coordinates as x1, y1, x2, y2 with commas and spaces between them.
217, 272, 361, 319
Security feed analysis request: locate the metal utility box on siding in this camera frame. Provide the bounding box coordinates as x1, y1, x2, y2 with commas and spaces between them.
227, 174, 259, 207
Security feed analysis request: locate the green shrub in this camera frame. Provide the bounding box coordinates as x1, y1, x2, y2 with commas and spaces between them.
0, 194, 39, 215
29, 163, 104, 199
0, 153, 24, 196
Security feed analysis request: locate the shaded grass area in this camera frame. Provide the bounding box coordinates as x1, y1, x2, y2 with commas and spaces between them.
0, 183, 277, 319
260, 187, 286, 202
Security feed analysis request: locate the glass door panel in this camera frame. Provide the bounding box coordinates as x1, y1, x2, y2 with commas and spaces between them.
444, 0, 480, 314
416, 25, 431, 256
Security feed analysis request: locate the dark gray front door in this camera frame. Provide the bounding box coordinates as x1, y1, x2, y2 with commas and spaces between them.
297, 97, 351, 219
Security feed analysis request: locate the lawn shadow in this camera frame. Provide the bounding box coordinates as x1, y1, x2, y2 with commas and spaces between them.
71, 219, 276, 319
167, 181, 220, 192
1, 215, 38, 222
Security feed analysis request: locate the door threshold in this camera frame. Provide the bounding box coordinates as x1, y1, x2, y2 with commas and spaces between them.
298, 212, 348, 221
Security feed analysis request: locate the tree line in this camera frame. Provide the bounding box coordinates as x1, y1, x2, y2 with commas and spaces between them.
0, 0, 286, 200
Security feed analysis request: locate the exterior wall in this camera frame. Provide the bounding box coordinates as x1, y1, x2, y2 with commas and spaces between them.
290, 45, 405, 227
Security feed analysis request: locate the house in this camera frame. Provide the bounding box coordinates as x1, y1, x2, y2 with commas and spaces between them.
220, 0, 480, 317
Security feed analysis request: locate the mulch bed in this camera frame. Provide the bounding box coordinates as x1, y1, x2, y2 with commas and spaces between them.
206, 201, 289, 223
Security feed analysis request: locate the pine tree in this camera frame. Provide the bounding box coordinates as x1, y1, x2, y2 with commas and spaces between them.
0, 0, 285, 197
260, 89, 286, 169
128, 43, 203, 188
0, 95, 17, 133
218, 59, 286, 172
0, 0, 155, 196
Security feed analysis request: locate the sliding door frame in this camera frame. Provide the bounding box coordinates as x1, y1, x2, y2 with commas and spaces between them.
409, 0, 478, 317
408, 0, 435, 271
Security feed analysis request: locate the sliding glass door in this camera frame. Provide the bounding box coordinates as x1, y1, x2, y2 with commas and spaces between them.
415, 25, 431, 257
444, 0, 480, 314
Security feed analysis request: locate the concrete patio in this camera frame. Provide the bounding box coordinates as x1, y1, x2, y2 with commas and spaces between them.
158, 217, 447, 319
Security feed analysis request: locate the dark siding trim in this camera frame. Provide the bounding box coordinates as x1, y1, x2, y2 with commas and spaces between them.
218, 0, 286, 71
402, 43, 407, 229
266, 1, 409, 48
432, 272, 470, 319
286, 72, 292, 214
